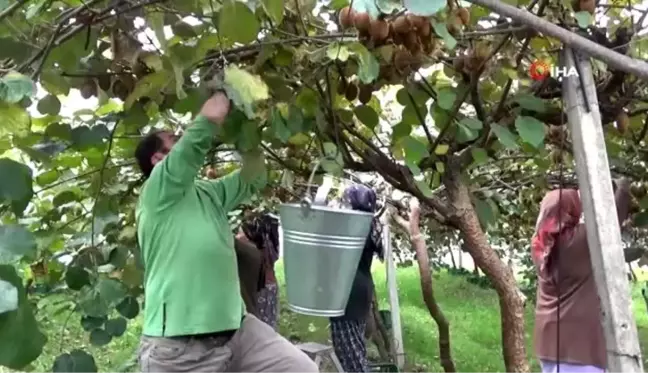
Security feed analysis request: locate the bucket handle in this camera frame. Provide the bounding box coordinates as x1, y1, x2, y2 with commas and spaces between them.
300, 159, 325, 217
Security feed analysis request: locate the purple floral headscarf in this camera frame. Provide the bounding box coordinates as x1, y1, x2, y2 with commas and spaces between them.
342, 184, 384, 260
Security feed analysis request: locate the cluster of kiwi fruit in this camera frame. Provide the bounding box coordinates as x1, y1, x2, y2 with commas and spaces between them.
74, 73, 137, 102
337, 78, 375, 104
337, 8, 440, 75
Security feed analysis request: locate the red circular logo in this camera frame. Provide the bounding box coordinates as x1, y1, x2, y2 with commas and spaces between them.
529, 60, 551, 81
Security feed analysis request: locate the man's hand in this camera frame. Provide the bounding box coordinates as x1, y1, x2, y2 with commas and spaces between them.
200, 91, 231, 124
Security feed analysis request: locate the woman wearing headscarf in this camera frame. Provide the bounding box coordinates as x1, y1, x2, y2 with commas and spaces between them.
237, 213, 281, 329
330, 184, 384, 373
532, 179, 631, 373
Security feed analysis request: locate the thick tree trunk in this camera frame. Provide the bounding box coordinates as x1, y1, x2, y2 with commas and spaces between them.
443, 166, 529, 372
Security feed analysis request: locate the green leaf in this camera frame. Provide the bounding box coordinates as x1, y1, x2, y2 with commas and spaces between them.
0, 102, 31, 137
170, 61, 188, 100
0, 159, 33, 216
471, 147, 489, 165
474, 198, 497, 229
434, 144, 449, 155
404, 0, 446, 15
491, 123, 519, 149
0, 72, 35, 103
401, 136, 429, 165
415, 178, 435, 197
240, 149, 266, 182
326, 43, 350, 62
263, 0, 284, 25
124, 71, 172, 110
37, 94, 61, 116
40, 70, 70, 96
347, 43, 380, 84
515, 94, 546, 113
633, 211, 648, 227
0, 225, 36, 264
459, 117, 483, 130
354, 105, 379, 129
270, 107, 292, 142
0, 265, 46, 370
105, 317, 127, 337
437, 88, 456, 110
219, 1, 260, 44
574, 11, 592, 28
0, 277, 17, 315
223, 66, 270, 119
64, 266, 91, 291
432, 22, 457, 50
98, 278, 127, 305
116, 297, 140, 319
52, 350, 97, 372
456, 118, 482, 143
80, 316, 106, 332
515, 116, 545, 148
89, 328, 112, 346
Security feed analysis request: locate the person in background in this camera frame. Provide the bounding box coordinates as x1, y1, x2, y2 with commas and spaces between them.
237, 213, 281, 329
532, 178, 631, 373
134, 91, 317, 373
330, 184, 384, 373
234, 237, 262, 317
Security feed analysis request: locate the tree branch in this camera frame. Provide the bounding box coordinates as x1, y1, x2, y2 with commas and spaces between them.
464, 0, 648, 80
0, 0, 29, 23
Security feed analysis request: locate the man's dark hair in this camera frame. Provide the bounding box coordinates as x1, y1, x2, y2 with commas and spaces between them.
134, 131, 163, 178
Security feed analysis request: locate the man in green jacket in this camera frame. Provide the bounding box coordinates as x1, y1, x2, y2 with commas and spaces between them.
134, 92, 318, 372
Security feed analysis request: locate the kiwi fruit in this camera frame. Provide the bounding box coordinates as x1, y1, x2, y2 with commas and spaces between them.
410, 52, 424, 71
345, 82, 359, 101
358, 84, 373, 104
80, 79, 97, 99
338, 6, 355, 29
418, 18, 431, 38
353, 12, 371, 33
571, 0, 581, 11
631, 183, 647, 198
392, 30, 404, 45
404, 31, 421, 54
406, 14, 423, 30
369, 19, 390, 43
393, 48, 414, 73
392, 15, 411, 35
97, 75, 112, 91
616, 111, 629, 134
457, 8, 470, 25
579, 0, 595, 14
113, 80, 130, 101
453, 56, 465, 72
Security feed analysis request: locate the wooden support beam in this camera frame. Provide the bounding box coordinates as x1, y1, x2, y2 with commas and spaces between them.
562, 48, 643, 372
382, 212, 405, 369
464, 0, 648, 80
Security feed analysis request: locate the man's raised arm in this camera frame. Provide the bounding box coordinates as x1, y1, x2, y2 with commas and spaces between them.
148, 93, 231, 208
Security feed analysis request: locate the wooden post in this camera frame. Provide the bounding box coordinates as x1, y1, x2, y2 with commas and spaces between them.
562, 48, 643, 372
381, 212, 405, 369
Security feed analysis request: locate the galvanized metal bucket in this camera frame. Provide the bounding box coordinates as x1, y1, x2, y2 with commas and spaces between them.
279, 162, 374, 317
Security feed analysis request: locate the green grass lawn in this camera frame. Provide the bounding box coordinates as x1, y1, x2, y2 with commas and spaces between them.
12, 262, 648, 372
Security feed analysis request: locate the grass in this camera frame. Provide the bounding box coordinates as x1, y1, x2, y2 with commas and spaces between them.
14, 262, 648, 372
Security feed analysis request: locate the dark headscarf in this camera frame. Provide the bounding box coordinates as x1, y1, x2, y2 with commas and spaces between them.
342, 184, 384, 260
241, 213, 280, 287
